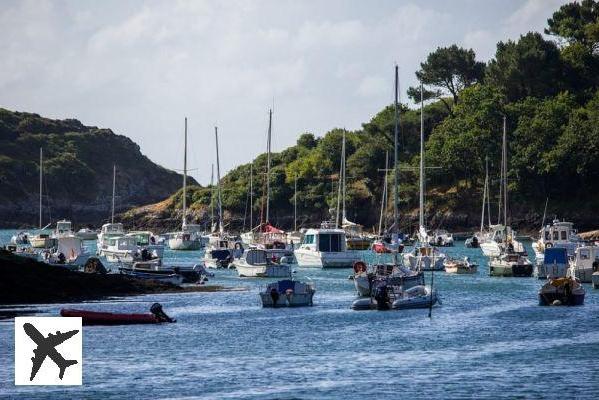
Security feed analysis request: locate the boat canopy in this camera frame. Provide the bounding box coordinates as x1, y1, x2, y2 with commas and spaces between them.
544, 247, 568, 265
245, 249, 269, 265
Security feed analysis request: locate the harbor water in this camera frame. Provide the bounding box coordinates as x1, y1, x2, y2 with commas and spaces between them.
1, 229, 599, 399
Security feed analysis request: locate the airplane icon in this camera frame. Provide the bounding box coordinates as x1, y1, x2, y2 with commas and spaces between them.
23, 322, 79, 381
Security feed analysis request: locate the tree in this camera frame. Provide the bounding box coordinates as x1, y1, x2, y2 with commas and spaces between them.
545, 0, 599, 51
408, 45, 485, 112
486, 32, 563, 102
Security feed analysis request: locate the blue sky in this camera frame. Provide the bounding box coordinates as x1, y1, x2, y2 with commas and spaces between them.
0, 0, 568, 184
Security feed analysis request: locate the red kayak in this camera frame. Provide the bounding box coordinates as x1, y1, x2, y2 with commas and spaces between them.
60, 303, 175, 325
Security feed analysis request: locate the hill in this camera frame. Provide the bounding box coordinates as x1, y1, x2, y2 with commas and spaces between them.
0, 108, 195, 228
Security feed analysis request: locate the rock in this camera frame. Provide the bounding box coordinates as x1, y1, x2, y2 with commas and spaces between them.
84, 257, 107, 274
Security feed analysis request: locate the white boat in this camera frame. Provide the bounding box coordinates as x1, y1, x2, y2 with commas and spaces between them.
204, 236, 244, 269
568, 245, 599, 283
532, 219, 580, 265
101, 235, 138, 263
536, 247, 569, 279
444, 257, 478, 274
260, 279, 315, 307
6, 244, 39, 260
489, 252, 533, 277
351, 284, 439, 311
430, 230, 454, 247
76, 228, 98, 240
294, 227, 361, 268
127, 231, 165, 259
40, 235, 91, 269
168, 118, 203, 251
403, 239, 446, 271
97, 222, 126, 257
479, 225, 527, 258
353, 261, 424, 297
53, 219, 74, 238
233, 249, 291, 278
10, 231, 29, 245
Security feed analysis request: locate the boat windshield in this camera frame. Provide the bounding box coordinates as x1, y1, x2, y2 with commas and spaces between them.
303, 234, 315, 245
318, 233, 343, 252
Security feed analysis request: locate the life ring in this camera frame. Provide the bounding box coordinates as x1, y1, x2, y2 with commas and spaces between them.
546, 242, 553, 248
353, 261, 367, 274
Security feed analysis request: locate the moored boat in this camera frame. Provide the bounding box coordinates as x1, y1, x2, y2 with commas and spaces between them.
352, 261, 424, 297
60, 303, 175, 325
532, 219, 580, 265
489, 252, 533, 277
538, 276, 585, 306
260, 279, 315, 307
233, 248, 291, 278
536, 247, 569, 279
568, 245, 598, 283
76, 228, 98, 240
294, 227, 361, 268
444, 257, 478, 274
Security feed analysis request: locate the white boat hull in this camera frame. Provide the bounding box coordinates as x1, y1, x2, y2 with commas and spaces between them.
295, 249, 361, 268
235, 263, 291, 278
480, 241, 501, 258
101, 249, 136, 263
403, 253, 445, 271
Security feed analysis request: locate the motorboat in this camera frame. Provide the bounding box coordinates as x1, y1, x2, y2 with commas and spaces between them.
233, 249, 291, 278
352, 261, 424, 297
294, 227, 361, 268
121, 259, 210, 283
97, 223, 126, 255
204, 236, 244, 269
532, 219, 580, 265
119, 265, 184, 285
40, 235, 91, 270
242, 223, 295, 262
53, 219, 74, 238
403, 244, 446, 271
260, 279, 315, 307
352, 282, 439, 311
127, 231, 165, 259
464, 235, 480, 248
536, 247, 569, 279
489, 252, 533, 277
568, 245, 599, 283
101, 235, 138, 263
10, 231, 29, 245
538, 276, 585, 306
444, 257, 478, 274
430, 230, 454, 247
61, 303, 175, 325
75, 228, 98, 240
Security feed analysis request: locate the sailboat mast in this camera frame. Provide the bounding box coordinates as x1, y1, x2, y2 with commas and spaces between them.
419, 83, 425, 229
182, 117, 187, 228
250, 163, 253, 229
111, 164, 116, 224
480, 156, 488, 233
265, 109, 272, 224
342, 129, 347, 222
486, 156, 492, 227
335, 133, 343, 228
393, 64, 400, 265
378, 152, 389, 236
502, 116, 508, 226
294, 174, 297, 232
215, 126, 223, 234
39, 148, 43, 229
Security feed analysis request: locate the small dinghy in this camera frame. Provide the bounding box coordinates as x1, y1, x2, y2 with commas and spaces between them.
465, 235, 479, 248
444, 257, 478, 274
352, 282, 439, 311
60, 303, 176, 325
119, 264, 184, 285
260, 279, 315, 307
538, 276, 585, 306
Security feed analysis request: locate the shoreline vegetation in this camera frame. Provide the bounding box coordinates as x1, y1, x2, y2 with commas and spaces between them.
0, 250, 235, 306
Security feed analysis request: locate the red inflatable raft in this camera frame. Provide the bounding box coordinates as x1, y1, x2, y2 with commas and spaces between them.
60, 303, 175, 325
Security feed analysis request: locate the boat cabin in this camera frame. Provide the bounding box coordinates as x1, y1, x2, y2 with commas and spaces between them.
101, 223, 125, 234
573, 246, 599, 271
106, 236, 137, 251
539, 220, 578, 245
300, 228, 348, 253
55, 220, 73, 235
128, 231, 157, 246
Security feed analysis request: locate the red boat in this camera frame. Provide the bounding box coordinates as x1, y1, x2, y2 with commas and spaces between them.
60, 303, 175, 325
372, 241, 392, 253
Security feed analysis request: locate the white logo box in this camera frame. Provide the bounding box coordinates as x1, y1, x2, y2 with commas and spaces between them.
14, 317, 82, 386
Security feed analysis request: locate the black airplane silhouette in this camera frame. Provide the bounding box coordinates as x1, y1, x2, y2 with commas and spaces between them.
23, 322, 79, 381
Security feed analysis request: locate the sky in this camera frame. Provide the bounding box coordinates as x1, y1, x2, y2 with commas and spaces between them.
0, 0, 569, 185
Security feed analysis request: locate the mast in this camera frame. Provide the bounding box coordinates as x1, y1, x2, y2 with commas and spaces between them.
215, 126, 223, 234
39, 148, 43, 229
480, 156, 489, 233
486, 157, 492, 228
210, 164, 214, 231
265, 109, 272, 225
250, 163, 253, 229
335, 133, 343, 228
294, 174, 298, 232
419, 83, 425, 230
111, 164, 116, 224
342, 129, 347, 223
378, 152, 389, 236
503, 116, 508, 226
182, 117, 188, 228
393, 64, 400, 265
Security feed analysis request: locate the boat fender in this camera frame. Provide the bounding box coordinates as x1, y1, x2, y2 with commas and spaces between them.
270, 288, 280, 307
353, 261, 367, 274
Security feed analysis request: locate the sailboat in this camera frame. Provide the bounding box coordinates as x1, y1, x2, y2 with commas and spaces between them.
204, 126, 244, 268
487, 116, 533, 277
168, 118, 202, 250
466, 157, 492, 248
338, 130, 371, 251
403, 84, 446, 272
29, 148, 56, 249
285, 173, 304, 247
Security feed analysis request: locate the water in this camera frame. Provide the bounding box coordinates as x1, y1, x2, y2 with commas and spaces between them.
1, 229, 599, 399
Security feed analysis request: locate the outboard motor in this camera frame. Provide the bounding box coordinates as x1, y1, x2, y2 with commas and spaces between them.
270, 288, 280, 308
374, 284, 390, 311
150, 303, 175, 323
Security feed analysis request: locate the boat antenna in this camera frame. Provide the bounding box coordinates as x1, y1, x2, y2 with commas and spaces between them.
502, 115, 508, 227
111, 163, 116, 224
480, 155, 489, 233
393, 64, 400, 266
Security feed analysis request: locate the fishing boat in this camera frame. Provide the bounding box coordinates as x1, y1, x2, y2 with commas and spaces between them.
536, 247, 569, 279
403, 85, 445, 272
97, 222, 126, 255
538, 276, 585, 306
127, 231, 165, 259
234, 248, 291, 278
40, 235, 91, 270
294, 227, 361, 268
260, 279, 315, 307
101, 235, 138, 263
532, 219, 580, 265
60, 303, 175, 325
352, 261, 424, 297
75, 228, 98, 240
488, 252, 533, 277
444, 257, 478, 274
53, 220, 74, 238
10, 231, 29, 245
568, 245, 598, 283
430, 230, 454, 247
168, 118, 203, 251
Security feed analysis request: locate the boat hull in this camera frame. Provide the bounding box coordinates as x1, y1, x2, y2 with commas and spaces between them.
295, 249, 361, 268
445, 265, 477, 274
538, 291, 585, 306
236, 264, 291, 278
403, 253, 445, 271
489, 262, 533, 277
260, 292, 314, 307
61, 309, 160, 325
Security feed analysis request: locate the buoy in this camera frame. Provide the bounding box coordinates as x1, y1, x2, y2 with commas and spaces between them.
552, 299, 562, 306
